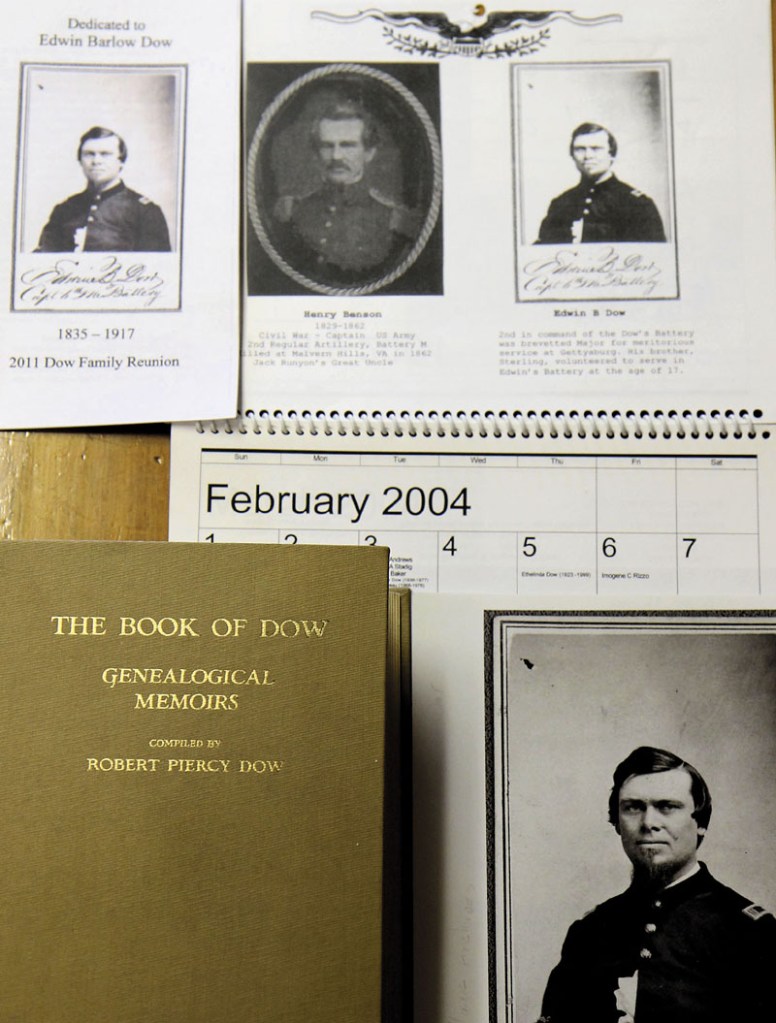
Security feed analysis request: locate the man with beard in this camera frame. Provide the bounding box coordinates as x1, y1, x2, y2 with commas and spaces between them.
538, 746, 775, 1022
273, 99, 419, 284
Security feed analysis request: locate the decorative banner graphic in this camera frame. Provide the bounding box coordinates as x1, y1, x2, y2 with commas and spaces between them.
311, 8, 622, 59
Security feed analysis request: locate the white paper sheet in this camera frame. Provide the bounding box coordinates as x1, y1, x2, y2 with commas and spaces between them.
241, 0, 776, 421
0, 1, 240, 427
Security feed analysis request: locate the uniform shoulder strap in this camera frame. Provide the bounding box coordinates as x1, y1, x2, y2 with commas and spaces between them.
742, 902, 774, 922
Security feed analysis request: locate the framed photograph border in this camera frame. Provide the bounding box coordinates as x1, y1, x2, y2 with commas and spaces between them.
485, 609, 776, 1023
512, 60, 680, 304
11, 61, 187, 314
246, 61, 443, 298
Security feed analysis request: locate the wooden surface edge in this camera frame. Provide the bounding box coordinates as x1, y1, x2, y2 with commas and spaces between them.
0, 429, 170, 541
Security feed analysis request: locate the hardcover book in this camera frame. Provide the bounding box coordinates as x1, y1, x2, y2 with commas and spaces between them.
0, 540, 390, 1023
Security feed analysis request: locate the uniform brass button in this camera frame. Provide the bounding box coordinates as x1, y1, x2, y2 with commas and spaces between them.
645, 923, 657, 933
640, 948, 652, 959
87, 216, 94, 222
653, 900, 662, 908
324, 221, 332, 228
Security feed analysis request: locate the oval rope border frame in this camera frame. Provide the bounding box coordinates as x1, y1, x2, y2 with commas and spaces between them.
247, 63, 443, 297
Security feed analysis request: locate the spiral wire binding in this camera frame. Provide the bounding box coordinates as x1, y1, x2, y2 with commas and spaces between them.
196, 408, 767, 440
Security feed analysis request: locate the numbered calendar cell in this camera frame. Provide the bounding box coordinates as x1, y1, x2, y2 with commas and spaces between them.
198, 528, 279, 543
677, 533, 760, 595
516, 532, 595, 595
597, 533, 677, 594
197, 526, 358, 546
596, 465, 677, 533
277, 529, 358, 546
676, 465, 758, 534
372, 532, 438, 591
437, 532, 517, 594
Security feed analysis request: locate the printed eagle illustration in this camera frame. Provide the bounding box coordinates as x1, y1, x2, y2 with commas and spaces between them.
356, 10, 564, 40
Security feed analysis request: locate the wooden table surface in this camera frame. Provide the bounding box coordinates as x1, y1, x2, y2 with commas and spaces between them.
1, 4, 775, 544
0, 428, 170, 541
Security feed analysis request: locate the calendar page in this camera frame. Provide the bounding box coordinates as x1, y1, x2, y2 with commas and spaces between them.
241, 0, 776, 420
169, 422, 776, 597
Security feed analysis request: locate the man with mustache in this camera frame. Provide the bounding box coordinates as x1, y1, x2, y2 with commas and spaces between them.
274, 99, 418, 283
537, 746, 775, 1022
536, 122, 665, 244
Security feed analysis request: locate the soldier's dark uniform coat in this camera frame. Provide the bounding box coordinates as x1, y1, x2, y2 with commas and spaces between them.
274, 180, 419, 284
36, 181, 171, 252
539, 864, 776, 1022
537, 174, 665, 244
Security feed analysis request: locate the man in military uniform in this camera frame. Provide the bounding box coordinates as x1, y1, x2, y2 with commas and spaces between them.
36, 126, 171, 253
273, 100, 418, 284
538, 746, 776, 1022
536, 122, 665, 244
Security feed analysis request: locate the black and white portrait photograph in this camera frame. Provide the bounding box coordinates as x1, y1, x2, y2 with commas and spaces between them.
535, 121, 666, 245
487, 613, 776, 1023
246, 62, 442, 297
513, 63, 678, 301
16, 65, 183, 256
34, 125, 171, 254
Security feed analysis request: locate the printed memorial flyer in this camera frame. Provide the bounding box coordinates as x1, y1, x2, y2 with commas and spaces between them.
241, 0, 776, 422
0, 1, 240, 427
0, 540, 389, 1023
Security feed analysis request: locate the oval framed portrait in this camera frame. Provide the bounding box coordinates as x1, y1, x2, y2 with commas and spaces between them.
246, 62, 442, 297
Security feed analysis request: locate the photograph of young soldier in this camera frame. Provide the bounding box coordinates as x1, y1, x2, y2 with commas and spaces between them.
35, 126, 171, 253
538, 745, 775, 1023
272, 99, 420, 285
536, 122, 666, 244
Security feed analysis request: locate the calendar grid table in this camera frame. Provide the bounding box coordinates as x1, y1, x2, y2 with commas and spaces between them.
195, 450, 761, 596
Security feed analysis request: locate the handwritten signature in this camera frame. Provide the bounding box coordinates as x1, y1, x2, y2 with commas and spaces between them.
18, 256, 165, 308
522, 247, 662, 297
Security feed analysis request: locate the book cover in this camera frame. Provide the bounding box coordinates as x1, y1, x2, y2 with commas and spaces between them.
0, 540, 388, 1023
